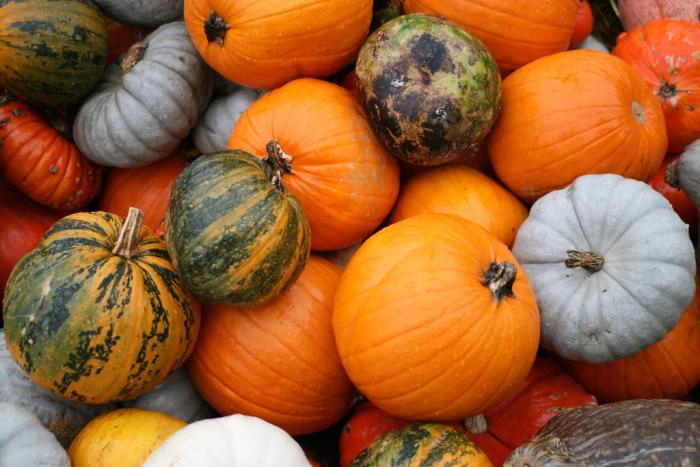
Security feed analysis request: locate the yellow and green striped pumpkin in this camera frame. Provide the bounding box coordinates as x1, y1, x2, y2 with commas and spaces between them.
165, 149, 311, 306
2, 208, 201, 404
352, 423, 493, 466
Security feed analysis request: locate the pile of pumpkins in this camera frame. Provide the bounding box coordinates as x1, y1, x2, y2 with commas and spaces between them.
1, 0, 700, 465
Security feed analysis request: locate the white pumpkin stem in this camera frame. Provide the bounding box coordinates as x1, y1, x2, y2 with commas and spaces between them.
204, 11, 229, 46
264, 140, 294, 191
120, 42, 147, 76
463, 414, 488, 434
665, 159, 680, 189
482, 261, 517, 301
565, 250, 604, 273
112, 207, 144, 258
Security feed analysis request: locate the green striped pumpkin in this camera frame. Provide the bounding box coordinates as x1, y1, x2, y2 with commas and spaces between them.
351, 423, 493, 466
165, 149, 311, 306
0, 0, 108, 107
2, 208, 201, 404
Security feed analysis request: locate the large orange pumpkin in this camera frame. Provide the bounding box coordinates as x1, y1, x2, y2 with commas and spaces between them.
183, 0, 372, 90
99, 152, 187, 229
333, 214, 540, 421
229, 78, 400, 251
390, 164, 528, 247
561, 277, 700, 402
187, 256, 353, 435
488, 50, 667, 203
403, 0, 579, 71
612, 19, 700, 154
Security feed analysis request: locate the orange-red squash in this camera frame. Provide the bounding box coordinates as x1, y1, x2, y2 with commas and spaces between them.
183, 0, 372, 90
229, 78, 400, 251
333, 214, 540, 421
188, 256, 353, 435
487, 50, 667, 203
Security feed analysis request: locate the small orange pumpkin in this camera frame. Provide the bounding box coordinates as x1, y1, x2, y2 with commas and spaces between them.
183, 0, 372, 90
403, 0, 579, 71
229, 78, 400, 251
488, 50, 667, 203
187, 256, 353, 435
333, 214, 540, 421
390, 164, 528, 247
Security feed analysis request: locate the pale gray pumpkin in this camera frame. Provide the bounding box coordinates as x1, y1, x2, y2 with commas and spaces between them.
512, 173, 696, 364
73, 21, 214, 168
0, 330, 113, 447
95, 0, 183, 27
0, 402, 70, 467
192, 87, 259, 154
120, 368, 215, 422
677, 139, 700, 208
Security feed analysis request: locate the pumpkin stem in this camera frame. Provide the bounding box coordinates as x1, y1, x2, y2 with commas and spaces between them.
463, 414, 488, 434
565, 250, 604, 273
204, 11, 229, 46
120, 42, 147, 76
482, 261, 517, 301
658, 82, 677, 99
630, 100, 646, 124
112, 207, 144, 258
264, 140, 294, 191
665, 159, 680, 189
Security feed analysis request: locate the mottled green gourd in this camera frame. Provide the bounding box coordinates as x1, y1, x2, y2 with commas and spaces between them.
165, 148, 311, 306
351, 423, 492, 466
0, 0, 108, 107
356, 13, 501, 166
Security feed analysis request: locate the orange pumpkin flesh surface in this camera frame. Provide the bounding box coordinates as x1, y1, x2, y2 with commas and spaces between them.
403, 0, 579, 71
390, 164, 528, 247
612, 19, 700, 154
561, 277, 700, 402
99, 152, 187, 229
487, 50, 667, 203
187, 256, 353, 435
229, 78, 400, 251
183, 0, 372, 90
332, 214, 540, 421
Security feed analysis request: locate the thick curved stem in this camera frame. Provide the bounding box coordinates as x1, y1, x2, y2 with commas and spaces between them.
463, 414, 488, 434
482, 261, 517, 301
204, 11, 229, 46
120, 42, 147, 76
112, 207, 144, 258
264, 140, 294, 191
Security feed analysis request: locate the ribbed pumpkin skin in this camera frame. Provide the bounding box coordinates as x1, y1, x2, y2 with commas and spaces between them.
403, 0, 579, 71
390, 165, 528, 247
100, 153, 187, 229
351, 423, 493, 467
188, 256, 353, 435
333, 214, 540, 421
0, 0, 108, 107
488, 50, 667, 203
561, 280, 700, 402
613, 19, 700, 154
0, 97, 102, 210
184, 0, 372, 90
229, 78, 400, 251
166, 150, 311, 305
2, 211, 201, 404
68, 408, 185, 467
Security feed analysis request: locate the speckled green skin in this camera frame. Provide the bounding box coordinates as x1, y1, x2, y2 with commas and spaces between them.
356, 13, 501, 166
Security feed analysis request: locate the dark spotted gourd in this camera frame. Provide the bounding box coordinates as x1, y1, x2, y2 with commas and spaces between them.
356, 13, 501, 166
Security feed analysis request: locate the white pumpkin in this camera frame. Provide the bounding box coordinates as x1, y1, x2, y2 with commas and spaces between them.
192, 87, 259, 154
575, 35, 609, 53
143, 414, 311, 467
0, 330, 112, 447
0, 402, 70, 467
512, 173, 696, 363
677, 139, 700, 208
94, 0, 183, 27
120, 368, 215, 422
73, 21, 214, 168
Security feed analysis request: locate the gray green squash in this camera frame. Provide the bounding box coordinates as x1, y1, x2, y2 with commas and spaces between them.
94, 0, 184, 27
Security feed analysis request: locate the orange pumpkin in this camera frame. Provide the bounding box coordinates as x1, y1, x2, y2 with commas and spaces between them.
99, 152, 187, 229
390, 165, 528, 247
488, 50, 667, 203
561, 277, 700, 402
333, 214, 540, 421
228, 78, 400, 251
612, 19, 700, 154
187, 256, 353, 435
183, 0, 372, 90
403, 0, 579, 71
